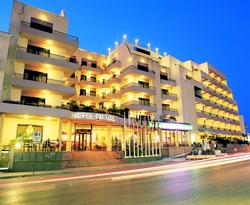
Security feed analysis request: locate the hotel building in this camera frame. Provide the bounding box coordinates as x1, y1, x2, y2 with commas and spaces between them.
0, 1, 245, 158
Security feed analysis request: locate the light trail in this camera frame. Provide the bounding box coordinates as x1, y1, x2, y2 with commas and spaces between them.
1, 153, 249, 186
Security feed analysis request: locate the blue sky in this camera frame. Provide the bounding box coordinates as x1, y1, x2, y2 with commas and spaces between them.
1, 0, 250, 132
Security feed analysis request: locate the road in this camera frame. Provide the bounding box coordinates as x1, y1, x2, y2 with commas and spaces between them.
0, 153, 250, 205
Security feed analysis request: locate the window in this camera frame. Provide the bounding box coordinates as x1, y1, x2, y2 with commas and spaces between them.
91, 63, 97, 68
21, 96, 45, 105
81, 75, 87, 81
70, 73, 75, 78
134, 47, 150, 55
23, 69, 47, 83
90, 91, 96, 96
81, 60, 87, 66
137, 62, 149, 72
30, 17, 53, 33
160, 72, 168, 80
27, 45, 50, 57
161, 89, 169, 95
139, 98, 150, 106
162, 104, 170, 110
80, 89, 86, 96
90, 77, 96, 82
194, 86, 202, 98
138, 81, 149, 88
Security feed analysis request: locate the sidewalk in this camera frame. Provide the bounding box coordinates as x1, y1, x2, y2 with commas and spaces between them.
0, 155, 187, 179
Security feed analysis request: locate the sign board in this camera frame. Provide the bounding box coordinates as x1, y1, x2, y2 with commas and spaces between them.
33, 131, 42, 143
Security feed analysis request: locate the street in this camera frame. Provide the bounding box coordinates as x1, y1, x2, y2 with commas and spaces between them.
0, 153, 250, 205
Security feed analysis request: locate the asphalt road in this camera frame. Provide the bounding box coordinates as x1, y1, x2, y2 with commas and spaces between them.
1, 154, 250, 205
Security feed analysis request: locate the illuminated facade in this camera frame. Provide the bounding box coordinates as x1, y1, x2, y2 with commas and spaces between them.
0, 1, 245, 155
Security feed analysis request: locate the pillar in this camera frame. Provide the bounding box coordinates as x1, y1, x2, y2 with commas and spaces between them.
107, 123, 111, 151
67, 121, 72, 151
175, 131, 179, 147
57, 118, 62, 151
0, 114, 5, 162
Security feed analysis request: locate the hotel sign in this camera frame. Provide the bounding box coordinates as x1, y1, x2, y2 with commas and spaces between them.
73, 112, 116, 122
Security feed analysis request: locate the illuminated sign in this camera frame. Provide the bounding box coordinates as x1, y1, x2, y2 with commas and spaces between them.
73, 112, 116, 122
148, 122, 193, 130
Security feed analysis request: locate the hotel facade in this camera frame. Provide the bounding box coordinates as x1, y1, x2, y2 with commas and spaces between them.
0, 1, 245, 157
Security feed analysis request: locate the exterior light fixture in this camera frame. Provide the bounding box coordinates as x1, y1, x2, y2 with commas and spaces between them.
123, 35, 127, 43
147, 43, 150, 49
135, 39, 138, 46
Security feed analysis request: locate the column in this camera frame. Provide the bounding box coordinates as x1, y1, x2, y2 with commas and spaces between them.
175, 131, 179, 147
107, 123, 111, 151
67, 121, 72, 151
159, 129, 162, 156
0, 114, 5, 161
57, 118, 62, 151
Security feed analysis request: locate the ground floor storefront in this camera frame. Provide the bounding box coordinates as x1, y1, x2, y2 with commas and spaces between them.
0, 112, 195, 170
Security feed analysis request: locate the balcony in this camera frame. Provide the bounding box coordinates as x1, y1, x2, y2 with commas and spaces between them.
13, 73, 76, 100
0, 102, 72, 119
106, 60, 121, 72
20, 21, 78, 56
120, 65, 155, 80
121, 100, 157, 112
161, 92, 178, 101
80, 63, 101, 74
202, 85, 234, 103
120, 82, 156, 95
79, 78, 101, 88
105, 90, 121, 101
102, 75, 121, 88
160, 73, 176, 87
78, 93, 102, 102
16, 46, 78, 78
162, 108, 178, 116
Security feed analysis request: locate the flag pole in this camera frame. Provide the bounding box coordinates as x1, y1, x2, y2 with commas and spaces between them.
124, 112, 127, 158
137, 113, 140, 157
128, 112, 131, 157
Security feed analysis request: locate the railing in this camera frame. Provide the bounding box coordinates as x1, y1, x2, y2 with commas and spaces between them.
80, 78, 101, 84
162, 107, 178, 112
106, 74, 120, 83
107, 90, 120, 97
14, 73, 75, 87
196, 109, 240, 123
21, 21, 78, 41
120, 65, 155, 75
201, 96, 238, 113
79, 93, 100, 97
161, 92, 177, 98
121, 82, 155, 90
203, 85, 233, 101
17, 46, 78, 64
121, 100, 156, 107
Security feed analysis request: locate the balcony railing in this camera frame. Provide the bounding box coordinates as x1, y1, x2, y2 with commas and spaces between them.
21, 21, 78, 41
79, 93, 100, 97
162, 107, 178, 112
121, 82, 155, 90
120, 65, 155, 75
121, 100, 156, 107
14, 73, 75, 87
196, 109, 240, 123
203, 85, 233, 101
201, 96, 238, 113
80, 78, 101, 84
17, 46, 78, 64
107, 90, 120, 97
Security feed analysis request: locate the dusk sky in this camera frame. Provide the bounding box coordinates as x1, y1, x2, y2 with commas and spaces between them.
1, 0, 250, 132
